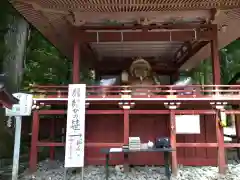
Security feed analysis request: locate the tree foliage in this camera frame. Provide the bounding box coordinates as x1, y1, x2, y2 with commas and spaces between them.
22, 29, 71, 89
0, 1, 13, 68
188, 40, 240, 85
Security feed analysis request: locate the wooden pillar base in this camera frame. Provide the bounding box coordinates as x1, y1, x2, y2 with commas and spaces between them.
123, 153, 130, 172
29, 111, 40, 172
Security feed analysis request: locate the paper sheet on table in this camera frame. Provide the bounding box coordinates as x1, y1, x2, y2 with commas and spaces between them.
109, 148, 123, 152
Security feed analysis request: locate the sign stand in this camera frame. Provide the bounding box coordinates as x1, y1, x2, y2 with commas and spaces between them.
5, 93, 33, 180
63, 168, 67, 180
81, 167, 84, 180
63, 167, 84, 180
11, 116, 22, 180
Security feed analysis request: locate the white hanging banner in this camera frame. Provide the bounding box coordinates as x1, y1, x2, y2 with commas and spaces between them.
64, 84, 86, 168
175, 115, 200, 134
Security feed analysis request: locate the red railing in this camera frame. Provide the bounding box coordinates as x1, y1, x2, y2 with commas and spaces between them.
30, 84, 240, 99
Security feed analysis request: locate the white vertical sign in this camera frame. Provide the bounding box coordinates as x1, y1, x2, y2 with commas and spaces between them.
65, 84, 86, 168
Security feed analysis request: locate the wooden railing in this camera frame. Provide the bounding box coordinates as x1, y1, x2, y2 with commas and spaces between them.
30, 84, 240, 99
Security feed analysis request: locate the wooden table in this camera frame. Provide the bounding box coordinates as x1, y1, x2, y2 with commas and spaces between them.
100, 147, 174, 180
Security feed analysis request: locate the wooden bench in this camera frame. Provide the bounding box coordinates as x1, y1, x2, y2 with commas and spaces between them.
100, 147, 174, 180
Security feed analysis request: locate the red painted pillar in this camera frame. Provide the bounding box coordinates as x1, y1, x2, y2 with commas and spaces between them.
215, 111, 226, 174
29, 111, 40, 172
73, 32, 80, 84
50, 119, 55, 160
211, 24, 221, 85
123, 109, 130, 144
170, 110, 177, 176
235, 115, 240, 159
211, 24, 226, 174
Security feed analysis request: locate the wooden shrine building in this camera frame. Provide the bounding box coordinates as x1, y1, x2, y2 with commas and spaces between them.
10, 0, 240, 176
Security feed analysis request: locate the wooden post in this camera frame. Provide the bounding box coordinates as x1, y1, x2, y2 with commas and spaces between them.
170, 110, 177, 176
29, 111, 40, 172
211, 24, 221, 85
123, 108, 130, 144
50, 119, 55, 160
211, 24, 226, 174
123, 107, 130, 172
73, 32, 80, 83
215, 111, 226, 174
235, 115, 240, 159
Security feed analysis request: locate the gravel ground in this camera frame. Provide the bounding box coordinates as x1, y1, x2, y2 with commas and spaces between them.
18, 159, 240, 180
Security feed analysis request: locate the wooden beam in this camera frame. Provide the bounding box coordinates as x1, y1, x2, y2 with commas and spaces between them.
36, 141, 240, 148
82, 42, 99, 61
79, 30, 212, 43
37, 142, 123, 147
175, 41, 209, 68
172, 41, 191, 63
176, 143, 218, 147
78, 24, 215, 30
35, 109, 240, 116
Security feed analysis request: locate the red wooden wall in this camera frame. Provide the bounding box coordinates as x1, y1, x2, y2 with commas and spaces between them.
177, 115, 217, 166
23, 113, 218, 166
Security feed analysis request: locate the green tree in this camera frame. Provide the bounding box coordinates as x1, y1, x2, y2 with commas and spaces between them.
22, 29, 71, 89
188, 40, 240, 85
220, 40, 240, 84
0, 0, 29, 158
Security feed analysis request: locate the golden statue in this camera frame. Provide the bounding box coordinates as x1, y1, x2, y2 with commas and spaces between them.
121, 58, 160, 95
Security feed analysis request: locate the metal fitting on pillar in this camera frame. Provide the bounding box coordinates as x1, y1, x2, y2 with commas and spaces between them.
85, 102, 90, 109
210, 101, 227, 110
118, 101, 135, 109
164, 102, 181, 110
32, 101, 52, 110
32, 100, 40, 110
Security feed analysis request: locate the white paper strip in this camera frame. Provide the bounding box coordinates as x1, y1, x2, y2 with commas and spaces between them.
64, 84, 86, 168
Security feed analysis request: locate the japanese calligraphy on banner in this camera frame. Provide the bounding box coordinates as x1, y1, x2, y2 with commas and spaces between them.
65, 84, 86, 168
